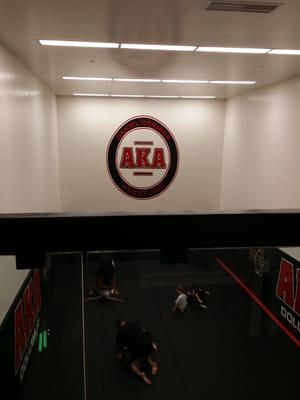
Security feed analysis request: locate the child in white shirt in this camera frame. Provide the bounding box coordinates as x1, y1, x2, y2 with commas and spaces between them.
173, 286, 188, 312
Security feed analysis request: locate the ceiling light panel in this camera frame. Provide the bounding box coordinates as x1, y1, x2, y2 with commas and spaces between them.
39, 40, 119, 48
40, 40, 300, 58
181, 96, 216, 99
196, 47, 270, 54
146, 95, 181, 98
72, 93, 217, 99
111, 94, 146, 97
210, 80, 256, 84
113, 78, 161, 83
269, 49, 300, 55
73, 93, 109, 96
162, 79, 209, 84
66, 76, 256, 86
120, 43, 196, 51
63, 76, 112, 81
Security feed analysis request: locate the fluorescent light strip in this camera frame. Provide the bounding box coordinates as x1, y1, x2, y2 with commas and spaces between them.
211, 80, 256, 85
68, 76, 256, 85
181, 96, 216, 99
39, 41, 300, 57
63, 76, 112, 81
39, 40, 119, 48
113, 78, 161, 83
196, 46, 270, 54
73, 93, 109, 97
269, 49, 300, 55
120, 43, 196, 51
73, 93, 217, 99
111, 94, 146, 98
146, 95, 181, 98
162, 79, 209, 84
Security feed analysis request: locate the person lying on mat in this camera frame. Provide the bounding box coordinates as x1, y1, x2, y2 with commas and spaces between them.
96, 254, 119, 295
89, 254, 119, 296
173, 286, 188, 312
87, 255, 122, 302
187, 284, 211, 309
115, 319, 158, 385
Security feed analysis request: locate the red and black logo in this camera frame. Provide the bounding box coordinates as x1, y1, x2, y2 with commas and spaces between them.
107, 116, 179, 199
276, 258, 300, 334
15, 270, 41, 380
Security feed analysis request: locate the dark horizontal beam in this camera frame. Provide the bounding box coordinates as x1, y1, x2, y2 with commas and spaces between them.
0, 211, 299, 256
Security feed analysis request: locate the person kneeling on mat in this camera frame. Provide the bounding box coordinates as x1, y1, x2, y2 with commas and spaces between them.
115, 319, 158, 385
173, 286, 188, 312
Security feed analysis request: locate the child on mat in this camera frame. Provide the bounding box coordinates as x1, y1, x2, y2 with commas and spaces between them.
173, 286, 188, 312
187, 284, 211, 309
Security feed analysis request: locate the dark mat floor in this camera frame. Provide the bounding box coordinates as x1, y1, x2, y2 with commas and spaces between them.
18, 252, 299, 400
85, 255, 298, 400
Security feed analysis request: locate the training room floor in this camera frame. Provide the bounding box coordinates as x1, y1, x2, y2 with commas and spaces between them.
84, 252, 298, 400
18, 252, 298, 400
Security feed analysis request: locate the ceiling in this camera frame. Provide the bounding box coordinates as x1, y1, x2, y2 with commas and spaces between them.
1, 0, 300, 99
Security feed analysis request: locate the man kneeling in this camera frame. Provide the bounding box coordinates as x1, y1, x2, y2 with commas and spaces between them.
115, 319, 158, 385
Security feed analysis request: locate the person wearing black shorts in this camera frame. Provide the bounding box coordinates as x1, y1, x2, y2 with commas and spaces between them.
87, 254, 122, 302
96, 254, 118, 294
115, 319, 158, 385
187, 284, 211, 309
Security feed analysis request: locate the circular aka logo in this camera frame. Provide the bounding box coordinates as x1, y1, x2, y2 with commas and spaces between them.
107, 116, 179, 199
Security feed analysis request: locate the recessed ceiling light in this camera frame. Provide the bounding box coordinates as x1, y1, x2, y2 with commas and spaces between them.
63, 76, 112, 81
181, 96, 216, 99
162, 79, 209, 84
210, 80, 256, 85
196, 47, 270, 54
111, 94, 146, 97
39, 40, 119, 48
113, 78, 161, 83
73, 93, 109, 96
269, 49, 300, 55
120, 43, 196, 51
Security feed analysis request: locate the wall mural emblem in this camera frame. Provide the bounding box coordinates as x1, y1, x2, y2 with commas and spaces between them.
107, 116, 179, 199
276, 258, 300, 335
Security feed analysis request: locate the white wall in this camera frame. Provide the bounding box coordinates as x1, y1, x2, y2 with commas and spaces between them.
57, 97, 225, 213
0, 42, 61, 325
222, 77, 300, 210
0, 43, 61, 213
0, 256, 28, 324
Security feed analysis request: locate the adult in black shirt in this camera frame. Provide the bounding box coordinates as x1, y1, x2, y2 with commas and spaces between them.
96, 254, 117, 291
115, 320, 158, 384
187, 284, 210, 309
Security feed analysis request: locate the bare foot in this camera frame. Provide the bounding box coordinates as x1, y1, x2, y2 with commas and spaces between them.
151, 363, 158, 376
141, 373, 152, 385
